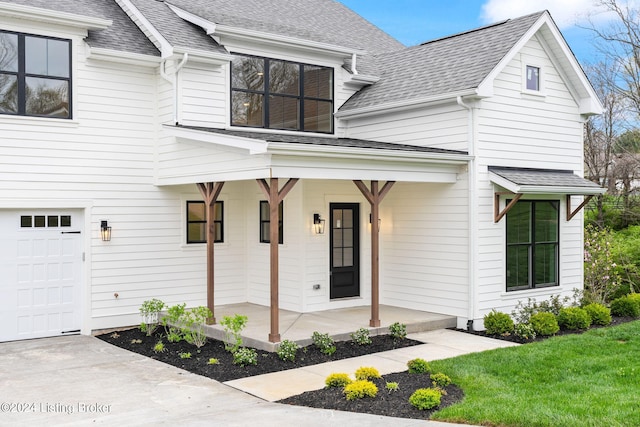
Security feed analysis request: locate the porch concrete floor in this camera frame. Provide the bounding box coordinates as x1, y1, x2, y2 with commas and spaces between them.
204, 303, 457, 351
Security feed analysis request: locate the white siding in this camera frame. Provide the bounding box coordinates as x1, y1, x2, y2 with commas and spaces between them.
179, 63, 227, 128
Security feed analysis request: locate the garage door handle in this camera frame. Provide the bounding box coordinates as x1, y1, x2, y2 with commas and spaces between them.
61, 231, 81, 234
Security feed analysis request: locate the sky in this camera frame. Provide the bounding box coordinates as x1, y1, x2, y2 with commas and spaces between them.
337, 0, 618, 65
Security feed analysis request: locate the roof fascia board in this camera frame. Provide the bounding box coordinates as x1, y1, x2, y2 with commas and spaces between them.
335, 89, 478, 120
115, 0, 173, 58
165, 3, 216, 35
164, 125, 268, 154
87, 47, 161, 67
214, 24, 366, 59
173, 47, 233, 65
489, 171, 606, 195
0, 3, 111, 30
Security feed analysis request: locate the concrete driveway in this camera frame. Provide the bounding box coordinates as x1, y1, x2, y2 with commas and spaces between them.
0, 335, 472, 427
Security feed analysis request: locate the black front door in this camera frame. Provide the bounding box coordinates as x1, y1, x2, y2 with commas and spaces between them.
330, 203, 360, 299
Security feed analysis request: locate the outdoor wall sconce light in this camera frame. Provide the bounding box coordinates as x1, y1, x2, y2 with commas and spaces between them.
313, 213, 325, 234
100, 220, 112, 242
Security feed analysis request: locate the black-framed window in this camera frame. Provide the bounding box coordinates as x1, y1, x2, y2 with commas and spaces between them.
506, 200, 559, 291
231, 54, 333, 133
259, 200, 283, 244
525, 65, 540, 91
187, 201, 223, 244
0, 31, 71, 118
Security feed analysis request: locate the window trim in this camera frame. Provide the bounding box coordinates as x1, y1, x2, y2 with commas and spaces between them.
186, 200, 223, 244
0, 30, 72, 119
521, 61, 545, 96
505, 199, 559, 292
230, 53, 334, 133
259, 200, 283, 244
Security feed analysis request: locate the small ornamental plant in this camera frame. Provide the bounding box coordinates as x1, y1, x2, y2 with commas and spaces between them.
385, 382, 399, 393
350, 328, 372, 345
407, 358, 431, 374
409, 388, 442, 410
277, 339, 299, 362
207, 358, 219, 365
354, 366, 381, 381
431, 372, 452, 388
557, 307, 591, 330
530, 312, 560, 336
179, 352, 192, 359
514, 322, 537, 340
483, 309, 515, 335
343, 380, 378, 401
389, 322, 407, 341
220, 314, 248, 353
181, 306, 212, 348
139, 298, 165, 336
153, 341, 166, 353
312, 331, 336, 355
162, 303, 186, 342
583, 303, 612, 326
610, 295, 640, 318
232, 348, 258, 366
325, 373, 352, 388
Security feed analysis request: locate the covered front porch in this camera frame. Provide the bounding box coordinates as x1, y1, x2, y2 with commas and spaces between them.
203, 303, 457, 351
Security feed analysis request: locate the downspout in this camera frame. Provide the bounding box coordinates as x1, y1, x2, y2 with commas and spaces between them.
457, 95, 477, 331
351, 53, 358, 75
160, 53, 189, 125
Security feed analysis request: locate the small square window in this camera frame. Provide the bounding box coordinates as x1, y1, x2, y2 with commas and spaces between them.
186, 201, 223, 243
34, 216, 46, 227
526, 65, 540, 91
47, 216, 59, 227
60, 216, 71, 227
20, 216, 32, 227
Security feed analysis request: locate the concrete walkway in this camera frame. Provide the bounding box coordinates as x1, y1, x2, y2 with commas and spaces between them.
0, 330, 517, 426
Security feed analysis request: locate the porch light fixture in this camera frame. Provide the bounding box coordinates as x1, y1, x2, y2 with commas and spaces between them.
313, 213, 325, 234
100, 220, 112, 242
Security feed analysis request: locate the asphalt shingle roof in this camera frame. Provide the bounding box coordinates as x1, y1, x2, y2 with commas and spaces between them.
177, 126, 468, 155
489, 166, 601, 189
339, 12, 544, 112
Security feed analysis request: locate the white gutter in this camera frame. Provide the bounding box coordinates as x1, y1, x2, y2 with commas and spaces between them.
457, 95, 477, 331
0, 3, 112, 30
87, 47, 161, 67
160, 53, 189, 125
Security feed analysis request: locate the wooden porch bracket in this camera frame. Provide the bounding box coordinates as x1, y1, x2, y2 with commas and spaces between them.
566, 194, 594, 221
494, 192, 522, 223
353, 180, 395, 327
197, 182, 225, 324
256, 177, 299, 343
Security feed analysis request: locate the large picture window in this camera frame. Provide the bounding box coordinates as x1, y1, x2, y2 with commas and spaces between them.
259, 200, 283, 244
0, 31, 71, 118
506, 200, 559, 291
231, 54, 333, 133
187, 201, 223, 244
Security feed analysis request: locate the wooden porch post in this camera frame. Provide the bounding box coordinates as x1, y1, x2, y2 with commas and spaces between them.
353, 180, 395, 327
197, 182, 224, 324
257, 177, 299, 342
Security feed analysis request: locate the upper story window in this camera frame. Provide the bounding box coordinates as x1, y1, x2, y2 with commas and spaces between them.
0, 31, 71, 119
231, 54, 333, 133
525, 65, 540, 91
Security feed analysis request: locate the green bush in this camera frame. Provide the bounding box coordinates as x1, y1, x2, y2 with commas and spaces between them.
139, 298, 165, 336
385, 382, 399, 393
409, 388, 442, 410
312, 331, 336, 355
181, 306, 212, 348
343, 380, 378, 400
583, 303, 612, 326
354, 366, 381, 381
325, 373, 352, 388
529, 312, 559, 336
431, 373, 452, 388
162, 303, 186, 342
407, 358, 431, 374
514, 323, 536, 340
483, 310, 514, 335
350, 328, 372, 345
220, 314, 248, 353
232, 347, 258, 366
389, 322, 407, 340
557, 307, 592, 330
610, 295, 640, 317
276, 339, 299, 362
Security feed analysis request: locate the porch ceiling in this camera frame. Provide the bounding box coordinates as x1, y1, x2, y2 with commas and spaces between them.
157, 125, 471, 186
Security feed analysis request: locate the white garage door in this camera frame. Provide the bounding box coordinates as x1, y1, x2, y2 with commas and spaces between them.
0, 210, 83, 342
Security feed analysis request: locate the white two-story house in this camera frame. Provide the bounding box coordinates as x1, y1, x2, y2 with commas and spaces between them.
0, 0, 604, 342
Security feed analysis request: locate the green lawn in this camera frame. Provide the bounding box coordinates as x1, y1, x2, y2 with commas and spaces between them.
430, 321, 640, 427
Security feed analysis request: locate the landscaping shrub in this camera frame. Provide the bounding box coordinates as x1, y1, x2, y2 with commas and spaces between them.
557, 307, 591, 330
343, 380, 378, 400
389, 322, 407, 340
181, 306, 212, 348
431, 373, 452, 388
409, 388, 441, 410
276, 339, 299, 362
583, 303, 612, 326
232, 348, 258, 366
311, 331, 336, 355
162, 303, 186, 342
529, 312, 559, 336
514, 322, 536, 340
139, 298, 165, 336
483, 310, 514, 335
511, 295, 569, 324
220, 314, 248, 353
350, 328, 372, 345
354, 366, 381, 381
407, 358, 431, 374
385, 382, 399, 393
325, 373, 352, 388
584, 225, 622, 304
610, 295, 640, 317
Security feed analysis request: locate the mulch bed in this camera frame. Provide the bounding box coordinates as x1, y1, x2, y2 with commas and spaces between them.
96, 328, 422, 382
